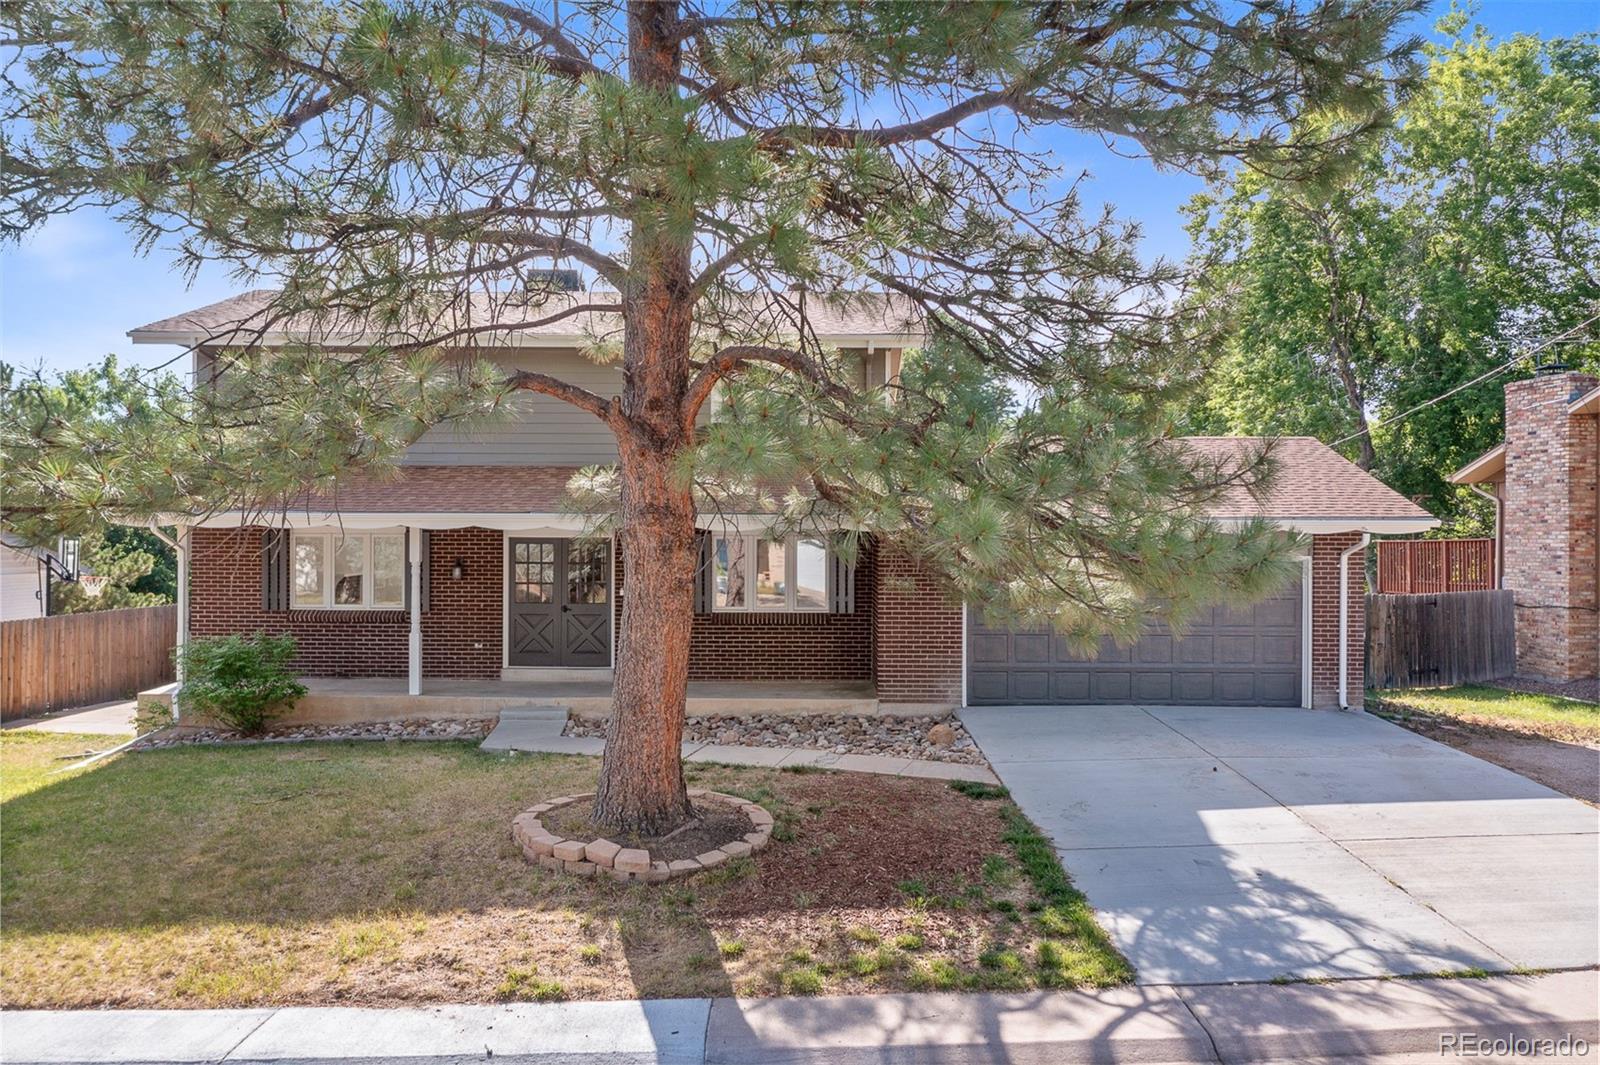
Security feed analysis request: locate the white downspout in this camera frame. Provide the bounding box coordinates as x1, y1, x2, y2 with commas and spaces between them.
408, 525, 423, 697
174, 525, 189, 721
1466, 483, 1503, 588
146, 522, 189, 720
1338, 533, 1371, 710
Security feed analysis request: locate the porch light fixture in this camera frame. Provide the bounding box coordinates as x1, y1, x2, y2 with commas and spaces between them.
451, 558, 466, 581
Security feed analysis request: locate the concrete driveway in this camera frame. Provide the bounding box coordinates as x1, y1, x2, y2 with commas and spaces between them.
959, 704, 1599, 985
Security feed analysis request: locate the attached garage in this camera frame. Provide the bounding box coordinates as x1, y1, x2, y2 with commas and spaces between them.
966, 581, 1305, 707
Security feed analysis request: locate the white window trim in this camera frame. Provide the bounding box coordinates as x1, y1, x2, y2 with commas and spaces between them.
291, 527, 407, 610
713, 533, 830, 613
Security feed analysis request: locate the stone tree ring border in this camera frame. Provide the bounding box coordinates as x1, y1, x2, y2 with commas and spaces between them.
511, 789, 774, 882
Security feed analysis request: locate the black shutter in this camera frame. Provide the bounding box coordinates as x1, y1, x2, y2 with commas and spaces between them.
420, 530, 431, 613
830, 534, 856, 614
262, 529, 289, 611
693, 531, 713, 614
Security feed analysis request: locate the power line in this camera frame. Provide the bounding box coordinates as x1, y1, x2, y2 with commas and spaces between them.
1330, 308, 1600, 447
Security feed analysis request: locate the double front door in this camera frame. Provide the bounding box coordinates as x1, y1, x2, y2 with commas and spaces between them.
508, 538, 611, 667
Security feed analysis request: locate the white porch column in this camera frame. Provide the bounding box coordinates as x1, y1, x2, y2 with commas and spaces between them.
173, 525, 190, 721
408, 524, 423, 696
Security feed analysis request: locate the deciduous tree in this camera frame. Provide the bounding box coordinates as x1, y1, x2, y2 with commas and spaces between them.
1186, 13, 1600, 526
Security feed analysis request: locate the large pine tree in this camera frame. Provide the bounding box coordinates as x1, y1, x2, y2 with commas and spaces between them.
2, 1, 1417, 834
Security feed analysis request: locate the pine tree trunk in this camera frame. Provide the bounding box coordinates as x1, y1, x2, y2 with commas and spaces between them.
592, 446, 697, 835
590, 0, 698, 838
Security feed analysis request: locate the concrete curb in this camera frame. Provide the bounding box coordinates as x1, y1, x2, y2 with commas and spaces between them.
2, 972, 1594, 1064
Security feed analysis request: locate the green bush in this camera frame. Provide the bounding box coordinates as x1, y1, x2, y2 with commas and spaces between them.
132, 698, 174, 735
178, 633, 306, 733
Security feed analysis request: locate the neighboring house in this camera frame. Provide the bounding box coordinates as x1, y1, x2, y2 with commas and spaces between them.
130, 292, 1434, 714
1451, 368, 1599, 683
0, 534, 89, 621
0, 535, 49, 622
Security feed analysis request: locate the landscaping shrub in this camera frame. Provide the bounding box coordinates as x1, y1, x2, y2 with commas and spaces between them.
177, 633, 306, 733
132, 699, 174, 735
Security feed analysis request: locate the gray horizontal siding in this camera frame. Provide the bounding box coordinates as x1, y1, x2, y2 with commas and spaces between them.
403, 349, 623, 466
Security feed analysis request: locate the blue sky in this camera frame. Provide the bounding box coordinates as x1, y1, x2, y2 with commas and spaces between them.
2, 1, 1594, 375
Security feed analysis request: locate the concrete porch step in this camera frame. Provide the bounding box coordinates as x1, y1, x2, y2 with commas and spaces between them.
480, 704, 571, 752
497, 705, 570, 722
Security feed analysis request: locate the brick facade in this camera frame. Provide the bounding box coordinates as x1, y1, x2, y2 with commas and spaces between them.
188, 525, 501, 679
871, 546, 963, 707
1501, 372, 1599, 682
191, 525, 874, 684
189, 526, 1369, 708
1309, 532, 1367, 710
613, 538, 875, 682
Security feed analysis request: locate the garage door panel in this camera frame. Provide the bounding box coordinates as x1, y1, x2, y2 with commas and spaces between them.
1216, 672, 1261, 703
1013, 633, 1051, 663
1135, 634, 1174, 664
968, 671, 1012, 702
1051, 672, 1092, 702
1087, 637, 1131, 663
1218, 635, 1257, 664
1256, 597, 1299, 627
1010, 671, 1050, 702
967, 579, 1302, 707
1262, 635, 1298, 664
1132, 672, 1174, 702
970, 633, 1010, 666
1257, 674, 1300, 704
1092, 672, 1133, 702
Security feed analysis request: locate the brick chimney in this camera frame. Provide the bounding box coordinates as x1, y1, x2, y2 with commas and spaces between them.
1501, 370, 1599, 682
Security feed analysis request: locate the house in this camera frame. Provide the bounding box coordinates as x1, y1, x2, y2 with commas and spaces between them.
1450, 368, 1599, 683
0, 534, 87, 622
129, 291, 1434, 719
0, 535, 50, 622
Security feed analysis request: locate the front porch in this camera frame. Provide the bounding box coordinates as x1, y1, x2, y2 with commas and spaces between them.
143, 676, 880, 726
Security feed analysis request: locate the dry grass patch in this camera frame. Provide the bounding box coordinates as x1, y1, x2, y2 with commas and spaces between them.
1, 736, 1127, 1007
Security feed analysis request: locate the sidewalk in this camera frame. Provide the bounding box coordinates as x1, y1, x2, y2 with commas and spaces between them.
2, 699, 135, 735
4, 971, 1594, 1064
481, 707, 1001, 785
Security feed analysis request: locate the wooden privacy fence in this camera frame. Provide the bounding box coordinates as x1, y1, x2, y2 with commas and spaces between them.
1366, 589, 1514, 690
0, 605, 176, 721
1376, 538, 1495, 594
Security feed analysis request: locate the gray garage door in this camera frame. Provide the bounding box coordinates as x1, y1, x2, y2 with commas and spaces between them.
966, 582, 1303, 706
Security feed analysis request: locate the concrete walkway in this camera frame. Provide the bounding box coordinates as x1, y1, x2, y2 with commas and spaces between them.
960, 704, 1600, 985
3, 699, 136, 735
482, 707, 1000, 784
4, 971, 1594, 1064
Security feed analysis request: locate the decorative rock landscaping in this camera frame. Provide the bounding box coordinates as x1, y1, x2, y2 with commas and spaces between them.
511, 789, 774, 883
135, 717, 497, 748
565, 713, 986, 764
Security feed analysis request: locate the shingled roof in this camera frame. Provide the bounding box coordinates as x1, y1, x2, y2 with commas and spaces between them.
129, 289, 926, 348
1183, 436, 1434, 524
251, 436, 1432, 533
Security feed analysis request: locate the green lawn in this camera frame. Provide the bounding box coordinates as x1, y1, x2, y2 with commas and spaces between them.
0, 731, 1128, 1008
1369, 685, 1600, 743
0, 730, 131, 802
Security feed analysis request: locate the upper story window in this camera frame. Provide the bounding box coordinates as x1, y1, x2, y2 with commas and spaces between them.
292, 529, 405, 609
712, 534, 829, 612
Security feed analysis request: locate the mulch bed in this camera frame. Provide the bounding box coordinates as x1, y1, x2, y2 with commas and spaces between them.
544, 799, 755, 862
706, 773, 1009, 917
